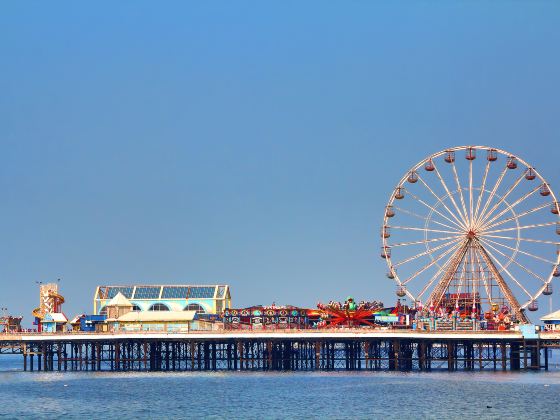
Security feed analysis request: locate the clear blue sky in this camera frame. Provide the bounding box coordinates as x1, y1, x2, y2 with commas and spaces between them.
1, 1, 559, 323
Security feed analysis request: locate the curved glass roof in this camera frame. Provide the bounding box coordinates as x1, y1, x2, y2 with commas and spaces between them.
97, 285, 229, 300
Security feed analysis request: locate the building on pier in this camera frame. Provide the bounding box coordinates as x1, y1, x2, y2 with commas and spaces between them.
41, 312, 68, 333
69, 315, 107, 332
541, 309, 560, 331
114, 310, 213, 332
93, 284, 231, 316
95, 292, 219, 332
223, 306, 312, 329
0, 315, 23, 333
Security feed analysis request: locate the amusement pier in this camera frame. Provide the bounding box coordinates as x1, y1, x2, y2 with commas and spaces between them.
2, 145, 560, 372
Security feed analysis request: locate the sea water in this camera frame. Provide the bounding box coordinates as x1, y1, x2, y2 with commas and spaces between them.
1, 354, 559, 419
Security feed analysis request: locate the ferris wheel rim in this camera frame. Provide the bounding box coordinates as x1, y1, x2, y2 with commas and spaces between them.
382, 145, 560, 309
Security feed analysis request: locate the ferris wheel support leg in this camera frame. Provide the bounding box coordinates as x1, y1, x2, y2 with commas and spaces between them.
475, 241, 530, 324
426, 241, 469, 308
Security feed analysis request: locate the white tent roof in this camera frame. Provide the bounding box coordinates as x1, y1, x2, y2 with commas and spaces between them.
541, 309, 560, 321
44, 312, 68, 323
117, 310, 197, 323
107, 292, 133, 307
69, 314, 85, 324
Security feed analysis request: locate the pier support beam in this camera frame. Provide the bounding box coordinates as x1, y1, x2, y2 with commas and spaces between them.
3, 335, 557, 373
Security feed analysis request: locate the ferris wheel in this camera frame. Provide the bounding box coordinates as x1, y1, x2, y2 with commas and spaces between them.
381, 146, 560, 322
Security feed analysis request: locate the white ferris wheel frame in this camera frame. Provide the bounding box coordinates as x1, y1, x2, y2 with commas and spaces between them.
382, 145, 560, 309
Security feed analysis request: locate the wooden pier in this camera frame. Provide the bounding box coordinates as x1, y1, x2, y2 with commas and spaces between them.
1, 331, 559, 372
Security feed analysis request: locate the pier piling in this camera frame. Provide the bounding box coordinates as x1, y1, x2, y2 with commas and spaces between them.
1, 333, 559, 372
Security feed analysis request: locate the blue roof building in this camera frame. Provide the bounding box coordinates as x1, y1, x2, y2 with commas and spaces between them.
93, 284, 231, 316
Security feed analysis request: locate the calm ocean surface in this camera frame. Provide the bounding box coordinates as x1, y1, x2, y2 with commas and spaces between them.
1, 354, 560, 419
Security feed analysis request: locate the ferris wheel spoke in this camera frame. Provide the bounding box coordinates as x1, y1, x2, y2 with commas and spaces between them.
402, 240, 463, 285
480, 237, 556, 265
479, 238, 546, 284
431, 161, 469, 228
482, 234, 560, 246
469, 159, 474, 225
482, 221, 557, 235
451, 162, 470, 224
477, 236, 516, 269
482, 203, 549, 232
416, 241, 467, 300
406, 190, 466, 231
479, 184, 542, 230
392, 237, 463, 268
393, 206, 462, 232
476, 172, 526, 228
390, 235, 463, 248
415, 175, 467, 230
388, 225, 463, 235
475, 164, 509, 228
478, 243, 534, 299
473, 160, 491, 223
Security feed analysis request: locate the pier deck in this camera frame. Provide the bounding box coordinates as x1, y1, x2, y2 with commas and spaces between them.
1, 330, 559, 372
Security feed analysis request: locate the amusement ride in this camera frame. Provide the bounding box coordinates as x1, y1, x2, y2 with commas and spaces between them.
382, 146, 560, 323
31, 282, 65, 332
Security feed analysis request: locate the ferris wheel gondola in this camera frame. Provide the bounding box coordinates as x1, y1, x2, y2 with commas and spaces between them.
381, 146, 560, 322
